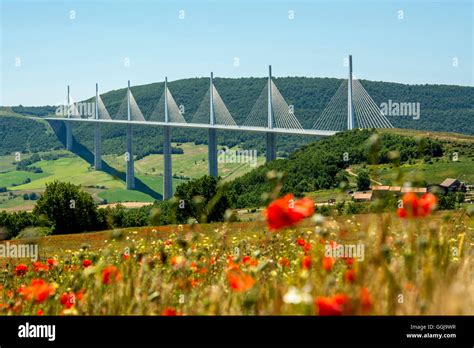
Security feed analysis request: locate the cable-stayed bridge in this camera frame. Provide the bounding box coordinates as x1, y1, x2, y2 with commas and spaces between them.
45, 55, 393, 199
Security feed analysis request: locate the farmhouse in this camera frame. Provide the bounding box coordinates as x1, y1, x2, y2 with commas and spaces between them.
440, 178, 464, 192
428, 178, 466, 195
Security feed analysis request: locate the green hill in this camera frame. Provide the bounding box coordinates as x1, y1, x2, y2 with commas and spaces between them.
227, 129, 474, 208
0, 77, 472, 158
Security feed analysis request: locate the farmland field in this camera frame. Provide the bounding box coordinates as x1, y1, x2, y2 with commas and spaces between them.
0, 142, 265, 209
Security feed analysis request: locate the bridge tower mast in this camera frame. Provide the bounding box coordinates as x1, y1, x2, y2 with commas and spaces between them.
266, 65, 276, 162
208, 72, 218, 178
348, 55, 355, 130
94, 83, 102, 170
65, 85, 73, 151
163, 77, 173, 199
126, 80, 135, 189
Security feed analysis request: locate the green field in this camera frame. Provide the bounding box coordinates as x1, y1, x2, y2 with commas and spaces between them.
12, 157, 124, 191
134, 143, 265, 181
350, 158, 474, 186
97, 189, 156, 203
0, 170, 48, 188
0, 142, 265, 210
0, 154, 19, 173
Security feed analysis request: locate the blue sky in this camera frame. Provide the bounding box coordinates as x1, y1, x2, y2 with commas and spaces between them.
1, 0, 472, 105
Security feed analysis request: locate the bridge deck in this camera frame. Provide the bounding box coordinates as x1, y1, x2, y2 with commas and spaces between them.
44, 117, 338, 136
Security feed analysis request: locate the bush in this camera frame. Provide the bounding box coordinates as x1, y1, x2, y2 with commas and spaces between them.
33, 181, 107, 234
0, 211, 39, 239
174, 175, 232, 223
15, 226, 52, 239
357, 170, 371, 191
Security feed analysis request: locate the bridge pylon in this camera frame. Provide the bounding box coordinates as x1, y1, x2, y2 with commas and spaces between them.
163, 77, 173, 200
347, 55, 355, 130
126, 80, 135, 190
266, 65, 277, 162
208, 72, 218, 178
94, 83, 102, 170
65, 85, 73, 151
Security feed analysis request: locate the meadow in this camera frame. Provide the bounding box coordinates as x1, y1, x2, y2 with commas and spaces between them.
1, 200, 472, 316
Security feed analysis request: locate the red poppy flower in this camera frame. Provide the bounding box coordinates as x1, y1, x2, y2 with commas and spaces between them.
161, 307, 180, 316
279, 257, 291, 267
303, 242, 312, 254
344, 257, 355, 267
60, 292, 76, 309
397, 193, 437, 218
101, 265, 121, 285
265, 194, 315, 230
322, 256, 335, 272
46, 259, 58, 267
226, 268, 255, 292
15, 264, 28, 276
296, 238, 306, 247
242, 256, 258, 266
301, 255, 312, 270
19, 279, 55, 303
315, 294, 350, 316
344, 269, 356, 283
32, 262, 49, 273
36, 309, 44, 316
419, 193, 437, 216
360, 287, 373, 313
82, 259, 92, 268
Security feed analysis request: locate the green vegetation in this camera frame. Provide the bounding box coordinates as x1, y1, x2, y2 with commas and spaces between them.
173, 175, 232, 224
98, 189, 155, 203
357, 170, 371, 191
227, 129, 447, 208
33, 181, 107, 234
0, 114, 61, 155
1, 77, 472, 159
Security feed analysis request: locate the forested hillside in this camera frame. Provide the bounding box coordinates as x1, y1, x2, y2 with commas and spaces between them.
227, 129, 448, 208
0, 77, 472, 158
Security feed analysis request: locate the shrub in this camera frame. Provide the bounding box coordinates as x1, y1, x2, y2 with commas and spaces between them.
33, 181, 106, 234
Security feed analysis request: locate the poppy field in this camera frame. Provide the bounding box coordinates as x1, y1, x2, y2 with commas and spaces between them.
0, 193, 472, 316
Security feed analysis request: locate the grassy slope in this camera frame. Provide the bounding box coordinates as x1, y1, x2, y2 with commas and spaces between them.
0, 142, 265, 209
348, 128, 474, 186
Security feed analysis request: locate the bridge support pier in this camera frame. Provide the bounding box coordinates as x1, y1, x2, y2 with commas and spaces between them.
163, 126, 172, 199
94, 123, 102, 170
208, 128, 218, 178
266, 132, 276, 163
126, 124, 135, 190
65, 121, 73, 151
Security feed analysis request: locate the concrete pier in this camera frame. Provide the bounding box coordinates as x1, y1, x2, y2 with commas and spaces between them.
65, 121, 73, 151
163, 126, 172, 199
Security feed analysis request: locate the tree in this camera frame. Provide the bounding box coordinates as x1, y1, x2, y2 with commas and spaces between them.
173, 175, 231, 223
357, 170, 371, 191
33, 181, 105, 234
